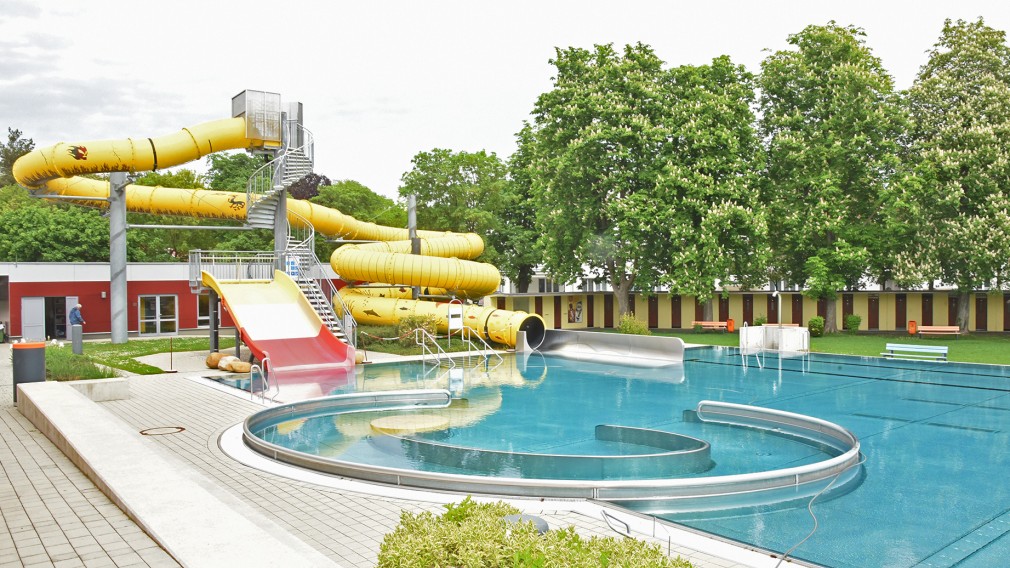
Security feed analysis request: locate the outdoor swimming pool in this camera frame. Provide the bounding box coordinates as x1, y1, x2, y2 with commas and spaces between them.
245, 347, 1010, 568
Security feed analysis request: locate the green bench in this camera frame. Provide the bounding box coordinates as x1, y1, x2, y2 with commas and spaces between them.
881, 343, 948, 362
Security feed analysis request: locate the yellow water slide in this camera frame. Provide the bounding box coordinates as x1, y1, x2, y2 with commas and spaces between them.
12, 117, 545, 348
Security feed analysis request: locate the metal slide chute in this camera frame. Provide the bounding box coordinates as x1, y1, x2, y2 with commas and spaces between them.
12, 117, 545, 349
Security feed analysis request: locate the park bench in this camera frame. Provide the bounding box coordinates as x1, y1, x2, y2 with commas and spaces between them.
692, 321, 728, 331
918, 325, 961, 339
881, 343, 948, 362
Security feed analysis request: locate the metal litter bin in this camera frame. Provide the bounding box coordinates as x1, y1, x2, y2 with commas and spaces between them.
13, 342, 46, 403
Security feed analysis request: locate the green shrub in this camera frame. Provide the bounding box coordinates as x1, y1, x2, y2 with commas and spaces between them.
44, 344, 119, 381
378, 497, 692, 568
618, 312, 651, 335
397, 314, 440, 347
754, 315, 768, 327
844, 314, 862, 334
808, 315, 825, 337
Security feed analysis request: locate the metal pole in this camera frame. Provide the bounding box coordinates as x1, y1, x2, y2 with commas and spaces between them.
209, 290, 219, 353
109, 172, 128, 344
408, 194, 420, 300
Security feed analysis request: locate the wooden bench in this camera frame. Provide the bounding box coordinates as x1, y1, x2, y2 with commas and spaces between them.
881, 343, 948, 362
692, 320, 728, 331
918, 325, 962, 339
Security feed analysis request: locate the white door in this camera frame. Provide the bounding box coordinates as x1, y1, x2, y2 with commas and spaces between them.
21, 297, 45, 341
64, 293, 78, 329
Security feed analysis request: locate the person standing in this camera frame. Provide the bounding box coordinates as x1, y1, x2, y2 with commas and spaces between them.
69, 303, 86, 327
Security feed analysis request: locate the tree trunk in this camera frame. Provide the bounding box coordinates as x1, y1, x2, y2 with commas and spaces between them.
824, 298, 837, 334
957, 290, 971, 333
702, 298, 714, 321
515, 266, 534, 294
614, 279, 632, 317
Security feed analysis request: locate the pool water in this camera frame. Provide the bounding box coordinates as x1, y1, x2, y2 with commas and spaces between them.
252, 348, 1010, 568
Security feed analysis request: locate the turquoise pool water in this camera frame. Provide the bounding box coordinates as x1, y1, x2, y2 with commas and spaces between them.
250, 348, 1010, 567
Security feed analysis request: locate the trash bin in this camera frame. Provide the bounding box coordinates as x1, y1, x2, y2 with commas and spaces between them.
908, 320, 917, 336
13, 342, 46, 403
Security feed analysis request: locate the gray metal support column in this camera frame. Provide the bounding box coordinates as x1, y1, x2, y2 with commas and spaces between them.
209, 290, 219, 353
408, 194, 420, 300
109, 172, 128, 344
274, 189, 287, 270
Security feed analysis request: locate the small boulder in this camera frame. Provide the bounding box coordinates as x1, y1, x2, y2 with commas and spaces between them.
206, 352, 225, 369
217, 355, 239, 371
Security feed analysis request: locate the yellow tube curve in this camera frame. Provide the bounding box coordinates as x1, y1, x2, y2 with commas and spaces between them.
12, 117, 546, 348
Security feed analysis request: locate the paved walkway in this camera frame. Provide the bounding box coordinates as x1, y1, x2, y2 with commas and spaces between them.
1, 343, 777, 568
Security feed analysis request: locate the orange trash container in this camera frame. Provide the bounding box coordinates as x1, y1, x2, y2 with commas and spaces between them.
12, 342, 46, 403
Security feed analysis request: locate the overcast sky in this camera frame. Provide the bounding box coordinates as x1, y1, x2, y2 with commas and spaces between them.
2, 1, 1008, 199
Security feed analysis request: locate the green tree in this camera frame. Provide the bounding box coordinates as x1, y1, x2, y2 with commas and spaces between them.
1, 128, 35, 187
522, 43, 765, 316
758, 23, 905, 333
523, 44, 673, 316
0, 201, 108, 261
659, 56, 767, 314
312, 180, 406, 229
129, 169, 237, 260
897, 18, 1010, 331
204, 152, 263, 191
398, 148, 509, 265
501, 126, 543, 293
311, 179, 406, 261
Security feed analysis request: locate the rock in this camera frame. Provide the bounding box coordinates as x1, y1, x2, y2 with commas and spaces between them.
206, 352, 225, 369
228, 360, 252, 373
217, 355, 239, 371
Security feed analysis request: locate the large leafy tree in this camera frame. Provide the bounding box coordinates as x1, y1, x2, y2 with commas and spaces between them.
501, 126, 544, 293
204, 152, 264, 191
311, 179, 406, 260
1, 128, 34, 187
758, 23, 905, 332
0, 200, 108, 261
522, 43, 765, 316
399, 148, 509, 265
897, 18, 1010, 330
522, 43, 675, 316
659, 56, 767, 311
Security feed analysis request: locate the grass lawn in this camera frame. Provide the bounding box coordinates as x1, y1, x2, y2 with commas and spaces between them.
83, 336, 236, 374
648, 328, 1010, 365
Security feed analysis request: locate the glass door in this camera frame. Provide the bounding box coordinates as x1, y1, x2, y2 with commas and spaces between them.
139, 295, 177, 336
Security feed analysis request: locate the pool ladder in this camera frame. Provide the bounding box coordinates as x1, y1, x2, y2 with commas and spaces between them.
249, 356, 279, 403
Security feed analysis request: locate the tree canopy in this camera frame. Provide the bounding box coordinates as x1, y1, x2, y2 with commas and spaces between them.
520, 43, 766, 316
758, 22, 906, 332
1, 128, 34, 187
399, 148, 509, 265
897, 17, 1010, 329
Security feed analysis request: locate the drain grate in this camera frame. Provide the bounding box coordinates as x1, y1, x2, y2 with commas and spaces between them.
140, 426, 186, 436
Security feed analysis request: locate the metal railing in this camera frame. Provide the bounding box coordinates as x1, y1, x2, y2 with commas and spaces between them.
249, 358, 278, 404
189, 250, 278, 291
246, 123, 314, 208
461, 327, 504, 370
415, 328, 456, 369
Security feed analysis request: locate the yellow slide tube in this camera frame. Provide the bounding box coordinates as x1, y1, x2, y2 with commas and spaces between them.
12, 118, 546, 348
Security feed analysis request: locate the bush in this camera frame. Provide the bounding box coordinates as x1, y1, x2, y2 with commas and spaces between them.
618, 312, 651, 335
397, 314, 440, 347
378, 497, 692, 568
808, 315, 825, 337
754, 315, 768, 327
844, 314, 862, 334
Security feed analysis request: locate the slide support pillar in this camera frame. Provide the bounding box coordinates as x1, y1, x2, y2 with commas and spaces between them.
109, 173, 128, 344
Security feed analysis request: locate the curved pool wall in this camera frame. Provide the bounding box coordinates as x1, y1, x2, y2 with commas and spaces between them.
533, 329, 685, 367
244, 391, 862, 512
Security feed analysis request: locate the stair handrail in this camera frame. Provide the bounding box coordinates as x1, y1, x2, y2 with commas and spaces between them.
284, 210, 358, 348
245, 123, 314, 219
463, 327, 503, 369
415, 328, 456, 369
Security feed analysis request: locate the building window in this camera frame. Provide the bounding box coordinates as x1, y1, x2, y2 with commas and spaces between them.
197, 293, 220, 328
139, 295, 177, 336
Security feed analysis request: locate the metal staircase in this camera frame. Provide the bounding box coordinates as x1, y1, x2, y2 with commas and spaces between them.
236, 121, 358, 347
